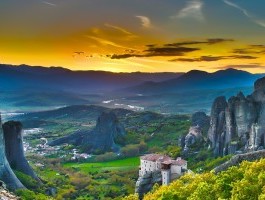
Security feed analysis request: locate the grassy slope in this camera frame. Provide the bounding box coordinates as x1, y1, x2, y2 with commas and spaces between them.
63, 157, 140, 173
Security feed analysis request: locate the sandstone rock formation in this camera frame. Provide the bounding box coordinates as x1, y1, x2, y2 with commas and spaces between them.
135, 171, 162, 199
0, 183, 19, 200
183, 112, 210, 152
191, 111, 210, 129
2, 121, 41, 182
0, 115, 24, 190
184, 126, 203, 152
208, 76, 265, 156
49, 111, 126, 153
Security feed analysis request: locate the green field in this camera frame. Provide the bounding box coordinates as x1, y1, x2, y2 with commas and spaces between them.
63, 157, 140, 173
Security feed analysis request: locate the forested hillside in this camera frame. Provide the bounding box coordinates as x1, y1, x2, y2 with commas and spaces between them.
125, 158, 265, 200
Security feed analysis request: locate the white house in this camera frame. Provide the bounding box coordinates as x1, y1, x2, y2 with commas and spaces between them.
139, 154, 187, 185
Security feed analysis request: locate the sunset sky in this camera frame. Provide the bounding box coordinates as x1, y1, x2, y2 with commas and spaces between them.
1, 0, 265, 73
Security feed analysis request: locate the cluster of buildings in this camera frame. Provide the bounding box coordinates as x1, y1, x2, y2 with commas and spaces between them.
24, 137, 61, 156
139, 154, 187, 185
25, 142, 61, 156
23, 136, 90, 161
71, 149, 91, 160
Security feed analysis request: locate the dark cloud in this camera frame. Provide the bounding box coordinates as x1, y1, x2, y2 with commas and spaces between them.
164, 38, 234, 47
250, 45, 265, 48
124, 49, 137, 53
111, 46, 199, 59
164, 41, 206, 47
144, 46, 199, 56
233, 45, 265, 55
170, 56, 225, 62
207, 38, 234, 44
230, 55, 257, 59
145, 44, 157, 48
232, 48, 257, 54
110, 53, 143, 59
109, 38, 234, 59
214, 64, 265, 70
109, 38, 237, 60
170, 55, 257, 62
74, 51, 85, 55
170, 58, 200, 62
72, 51, 85, 58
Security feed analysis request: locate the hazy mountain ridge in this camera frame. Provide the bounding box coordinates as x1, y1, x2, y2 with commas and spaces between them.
126, 68, 264, 94
0, 64, 183, 93
12, 105, 132, 123
1, 64, 264, 114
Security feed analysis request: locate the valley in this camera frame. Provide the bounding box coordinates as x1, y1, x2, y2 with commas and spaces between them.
1, 65, 265, 199
2, 1, 265, 199
0, 103, 230, 199
3, 105, 191, 199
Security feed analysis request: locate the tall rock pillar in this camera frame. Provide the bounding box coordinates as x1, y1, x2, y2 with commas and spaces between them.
3, 121, 41, 182
0, 115, 25, 190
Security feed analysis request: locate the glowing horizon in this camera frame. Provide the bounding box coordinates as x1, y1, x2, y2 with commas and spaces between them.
1, 0, 265, 73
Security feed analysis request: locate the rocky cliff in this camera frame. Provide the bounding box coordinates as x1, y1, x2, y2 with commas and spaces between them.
135, 171, 162, 199
182, 112, 210, 152
49, 111, 126, 153
208, 76, 265, 156
0, 115, 25, 190
191, 111, 210, 129
2, 121, 41, 182
0, 182, 19, 200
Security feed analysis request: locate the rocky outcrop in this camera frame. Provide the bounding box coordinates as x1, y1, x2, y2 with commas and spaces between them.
191, 111, 210, 130
184, 126, 203, 152
208, 76, 265, 156
183, 112, 209, 152
2, 121, 41, 182
49, 111, 126, 153
135, 171, 162, 199
0, 115, 25, 190
0, 182, 19, 200
214, 150, 265, 173
208, 96, 228, 156
45, 187, 57, 196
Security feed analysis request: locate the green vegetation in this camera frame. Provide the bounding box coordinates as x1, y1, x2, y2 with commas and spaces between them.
16, 189, 49, 200
119, 113, 190, 158
16, 108, 191, 157
184, 149, 232, 172
64, 157, 140, 173
163, 145, 182, 159
14, 171, 40, 190
11, 109, 199, 199
16, 156, 139, 199
125, 158, 265, 200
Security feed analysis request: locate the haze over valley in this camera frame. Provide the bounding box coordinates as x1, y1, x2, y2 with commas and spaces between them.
1, 0, 265, 199
1, 64, 263, 115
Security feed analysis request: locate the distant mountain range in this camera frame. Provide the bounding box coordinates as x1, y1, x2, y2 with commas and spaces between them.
0, 64, 183, 93
125, 68, 265, 94
1, 64, 263, 95
0, 64, 264, 113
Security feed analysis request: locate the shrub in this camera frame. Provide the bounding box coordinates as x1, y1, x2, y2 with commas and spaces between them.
121, 145, 140, 157
94, 152, 117, 162
16, 189, 48, 200
14, 171, 39, 190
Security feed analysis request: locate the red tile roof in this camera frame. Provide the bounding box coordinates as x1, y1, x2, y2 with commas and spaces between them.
141, 154, 187, 166
171, 158, 187, 166
161, 160, 173, 165
140, 154, 171, 162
